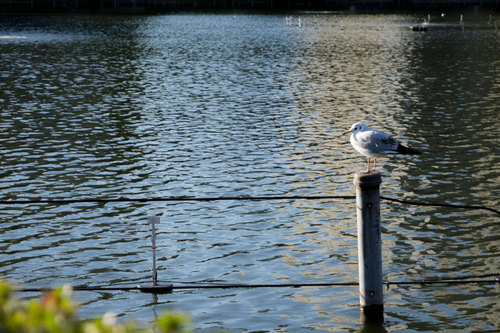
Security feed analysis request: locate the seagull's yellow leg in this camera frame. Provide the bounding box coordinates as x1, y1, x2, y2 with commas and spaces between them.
364, 158, 371, 173
372, 158, 377, 172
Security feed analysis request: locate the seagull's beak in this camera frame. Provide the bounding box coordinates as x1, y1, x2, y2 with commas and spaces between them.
343, 130, 352, 136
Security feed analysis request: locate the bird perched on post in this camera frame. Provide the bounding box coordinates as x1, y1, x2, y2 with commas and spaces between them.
343, 122, 421, 173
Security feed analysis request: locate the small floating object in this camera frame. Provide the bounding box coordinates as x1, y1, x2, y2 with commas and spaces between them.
0, 35, 26, 39
410, 25, 428, 32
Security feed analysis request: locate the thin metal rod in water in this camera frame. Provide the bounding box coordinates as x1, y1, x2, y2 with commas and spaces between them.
137, 216, 173, 293
353, 172, 384, 322
149, 216, 159, 285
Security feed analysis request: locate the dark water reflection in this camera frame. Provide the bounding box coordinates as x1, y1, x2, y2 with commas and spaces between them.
1, 12, 499, 331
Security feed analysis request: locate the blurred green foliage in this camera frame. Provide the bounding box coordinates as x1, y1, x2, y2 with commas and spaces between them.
0, 279, 191, 333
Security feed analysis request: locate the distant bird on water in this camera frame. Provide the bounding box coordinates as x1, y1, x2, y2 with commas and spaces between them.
343, 122, 421, 173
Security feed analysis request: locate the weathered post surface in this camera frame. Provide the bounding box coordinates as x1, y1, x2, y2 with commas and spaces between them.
353, 172, 384, 322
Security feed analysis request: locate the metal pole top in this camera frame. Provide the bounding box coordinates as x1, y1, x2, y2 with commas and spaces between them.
353, 172, 382, 189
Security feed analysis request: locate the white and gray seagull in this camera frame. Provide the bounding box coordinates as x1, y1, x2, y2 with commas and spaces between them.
343, 122, 421, 173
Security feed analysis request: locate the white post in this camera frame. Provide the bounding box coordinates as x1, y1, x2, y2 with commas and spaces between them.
353, 172, 384, 322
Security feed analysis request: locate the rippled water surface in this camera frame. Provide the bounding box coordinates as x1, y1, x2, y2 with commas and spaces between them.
1, 12, 499, 332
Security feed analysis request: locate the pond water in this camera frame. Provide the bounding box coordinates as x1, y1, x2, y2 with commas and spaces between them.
1, 11, 499, 332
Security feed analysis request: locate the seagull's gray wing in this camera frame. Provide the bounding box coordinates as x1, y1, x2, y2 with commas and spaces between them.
357, 130, 399, 154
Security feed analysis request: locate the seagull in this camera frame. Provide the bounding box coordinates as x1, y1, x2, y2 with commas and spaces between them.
343, 122, 421, 173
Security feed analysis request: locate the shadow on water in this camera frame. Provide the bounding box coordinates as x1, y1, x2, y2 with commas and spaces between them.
359, 317, 387, 333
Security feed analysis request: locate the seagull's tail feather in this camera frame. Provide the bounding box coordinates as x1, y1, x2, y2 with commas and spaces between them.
396, 144, 421, 155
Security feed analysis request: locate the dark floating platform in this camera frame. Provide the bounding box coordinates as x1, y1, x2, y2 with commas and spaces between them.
137, 282, 173, 293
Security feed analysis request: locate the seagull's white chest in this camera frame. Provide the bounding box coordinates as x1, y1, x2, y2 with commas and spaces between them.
351, 134, 375, 158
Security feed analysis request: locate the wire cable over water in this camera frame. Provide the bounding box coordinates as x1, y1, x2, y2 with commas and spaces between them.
380, 196, 500, 215
14, 273, 500, 293
4, 195, 498, 293
0, 195, 499, 215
